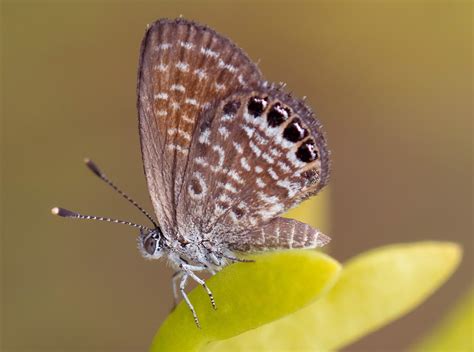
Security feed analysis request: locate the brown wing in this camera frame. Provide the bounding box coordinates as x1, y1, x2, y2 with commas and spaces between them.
137, 18, 262, 234
177, 86, 330, 243
228, 217, 330, 252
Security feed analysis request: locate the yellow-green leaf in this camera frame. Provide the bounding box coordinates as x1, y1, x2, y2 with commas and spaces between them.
207, 242, 461, 351
150, 250, 341, 351
412, 285, 473, 352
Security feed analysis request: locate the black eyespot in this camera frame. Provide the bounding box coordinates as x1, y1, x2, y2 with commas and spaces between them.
296, 139, 319, 162
267, 103, 290, 127
144, 236, 157, 255
247, 96, 268, 117
283, 118, 308, 142
223, 100, 241, 115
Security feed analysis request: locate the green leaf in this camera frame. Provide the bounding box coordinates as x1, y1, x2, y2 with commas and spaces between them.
150, 250, 341, 351
206, 242, 461, 351
412, 285, 473, 352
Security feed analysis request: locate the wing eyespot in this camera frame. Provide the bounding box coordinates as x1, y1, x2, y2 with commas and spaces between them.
283, 118, 309, 142
296, 139, 319, 162
267, 102, 291, 127
247, 96, 268, 117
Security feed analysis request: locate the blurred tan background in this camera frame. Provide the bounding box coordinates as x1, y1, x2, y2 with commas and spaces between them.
1, 1, 472, 351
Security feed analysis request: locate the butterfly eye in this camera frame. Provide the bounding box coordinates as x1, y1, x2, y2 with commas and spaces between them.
144, 237, 158, 255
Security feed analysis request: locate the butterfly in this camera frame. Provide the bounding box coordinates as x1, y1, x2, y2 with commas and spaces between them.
52, 18, 331, 328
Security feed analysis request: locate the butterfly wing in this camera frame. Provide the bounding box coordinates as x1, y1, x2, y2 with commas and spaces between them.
178, 87, 330, 245
137, 19, 262, 234
228, 217, 331, 252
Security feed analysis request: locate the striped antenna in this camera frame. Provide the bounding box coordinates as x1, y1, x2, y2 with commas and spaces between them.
51, 207, 151, 231
83, 158, 158, 228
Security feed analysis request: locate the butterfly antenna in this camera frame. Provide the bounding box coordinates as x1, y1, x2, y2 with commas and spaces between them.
83, 158, 158, 228
51, 207, 152, 231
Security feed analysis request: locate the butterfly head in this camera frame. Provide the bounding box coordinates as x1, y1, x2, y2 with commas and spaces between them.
138, 228, 166, 259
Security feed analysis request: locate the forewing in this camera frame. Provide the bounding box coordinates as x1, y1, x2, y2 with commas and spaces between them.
137, 19, 262, 233
178, 87, 330, 242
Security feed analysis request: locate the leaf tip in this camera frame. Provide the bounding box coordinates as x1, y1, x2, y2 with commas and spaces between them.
430, 241, 463, 269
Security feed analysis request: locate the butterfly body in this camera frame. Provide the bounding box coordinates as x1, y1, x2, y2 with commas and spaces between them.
137, 226, 232, 270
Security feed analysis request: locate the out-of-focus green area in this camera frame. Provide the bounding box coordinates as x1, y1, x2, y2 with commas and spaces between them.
413, 285, 474, 352
205, 242, 461, 351
2, 1, 472, 351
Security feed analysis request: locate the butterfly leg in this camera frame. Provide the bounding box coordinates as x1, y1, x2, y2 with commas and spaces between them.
184, 268, 217, 311
171, 271, 183, 310
209, 252, 223, 267
179, 273, 201, 328
222, 252, 255, 263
